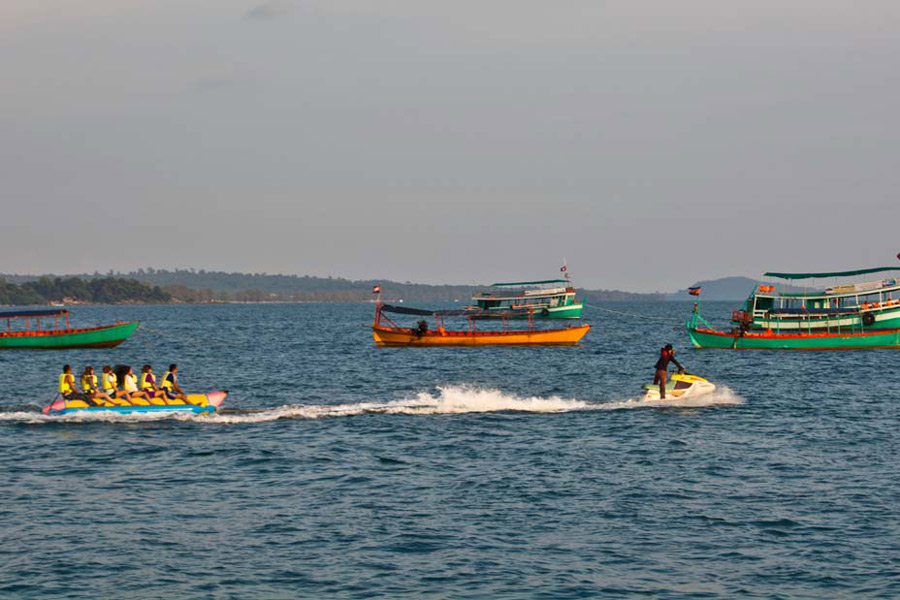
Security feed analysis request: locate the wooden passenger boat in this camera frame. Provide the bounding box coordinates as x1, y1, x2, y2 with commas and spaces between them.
372, 301, 590, 346
0, 309, 139, 349
686, 265, 900, 349
467, 279, 584, 319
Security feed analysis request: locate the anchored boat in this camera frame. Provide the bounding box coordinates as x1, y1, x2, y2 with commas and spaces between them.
42, 391, 227, 416
373, 300, 589, 346
0, 309, 139, 350
687, 266, 900, 349
467, 279, 584, 319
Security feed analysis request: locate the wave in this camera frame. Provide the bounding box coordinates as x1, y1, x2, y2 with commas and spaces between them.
0, 385, 743, 425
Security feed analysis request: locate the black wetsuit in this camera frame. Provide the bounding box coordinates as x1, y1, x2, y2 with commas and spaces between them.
654, 351, 684, 399
654, 352, 684, 372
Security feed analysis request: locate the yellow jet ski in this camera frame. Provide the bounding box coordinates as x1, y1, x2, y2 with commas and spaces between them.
641, 374, 716, 401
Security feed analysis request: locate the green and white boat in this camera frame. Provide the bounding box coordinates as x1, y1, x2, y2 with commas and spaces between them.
468, 279, 584, 319
0, 308, 139, 349
687, 266, 900, 349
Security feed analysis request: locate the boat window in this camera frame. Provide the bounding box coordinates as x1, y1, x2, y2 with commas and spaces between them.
755, 297, 774, 311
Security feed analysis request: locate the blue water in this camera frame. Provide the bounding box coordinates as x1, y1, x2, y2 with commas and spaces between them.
1, 302, 897, 599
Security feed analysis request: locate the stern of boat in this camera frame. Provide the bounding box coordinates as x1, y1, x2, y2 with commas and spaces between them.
42, 399, 66, 415
206, 391, 228, 408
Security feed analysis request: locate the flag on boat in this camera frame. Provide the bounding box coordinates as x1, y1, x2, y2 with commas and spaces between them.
688, 286, 702, 296
372, 285, 381, 294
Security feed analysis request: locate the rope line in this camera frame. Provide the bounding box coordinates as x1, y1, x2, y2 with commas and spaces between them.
584, 303, 684, 324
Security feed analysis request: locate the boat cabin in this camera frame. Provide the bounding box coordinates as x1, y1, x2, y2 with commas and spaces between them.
732, 266, 900, 333
1, 308, 71, 333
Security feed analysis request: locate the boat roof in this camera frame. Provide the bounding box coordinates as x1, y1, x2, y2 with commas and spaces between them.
764, 266, 900, 280
0, 308, 69, 319
380, 303, 533, 318
490, 279, 569, 286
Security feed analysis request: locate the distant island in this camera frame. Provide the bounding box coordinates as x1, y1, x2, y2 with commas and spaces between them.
1, 269, 666, 306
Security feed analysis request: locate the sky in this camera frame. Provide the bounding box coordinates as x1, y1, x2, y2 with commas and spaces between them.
1, 1, 899, 292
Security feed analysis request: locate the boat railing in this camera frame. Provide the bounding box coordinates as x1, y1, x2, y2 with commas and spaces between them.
376, 301, 543, 334
2, 309, 71, 333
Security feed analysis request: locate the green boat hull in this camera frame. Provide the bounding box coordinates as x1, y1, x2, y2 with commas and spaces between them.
687, 326, 900, 350
0, 322, 139, 350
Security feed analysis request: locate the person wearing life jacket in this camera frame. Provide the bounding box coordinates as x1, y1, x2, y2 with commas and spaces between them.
140, 364, 169, 403
161, 364, 186, 401
122, 366, 152, 402
81, 365, 113, 405
59, 364, 95, 405
101, 365, 131, 404
654, 344, 685, 400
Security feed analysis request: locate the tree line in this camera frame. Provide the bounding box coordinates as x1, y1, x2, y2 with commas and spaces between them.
1, 269, 666, 304
0, 277, 171, 305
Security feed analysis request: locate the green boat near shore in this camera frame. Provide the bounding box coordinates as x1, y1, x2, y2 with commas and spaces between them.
0, 308, 139, 349
687, 266, 900, 349
467, 279, 584, 319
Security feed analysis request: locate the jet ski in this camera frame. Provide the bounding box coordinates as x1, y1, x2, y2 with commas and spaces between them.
641, 374, 715, 401
42, 391, 227, 416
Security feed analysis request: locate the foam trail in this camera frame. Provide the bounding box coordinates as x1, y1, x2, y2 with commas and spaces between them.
0, 385, 743, 425
598, 386, 745, 411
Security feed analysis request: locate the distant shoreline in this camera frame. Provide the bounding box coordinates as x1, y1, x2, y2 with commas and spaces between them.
2, 271, 670, 305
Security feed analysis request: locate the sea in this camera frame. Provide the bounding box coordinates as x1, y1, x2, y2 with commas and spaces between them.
0, 302, 897, 599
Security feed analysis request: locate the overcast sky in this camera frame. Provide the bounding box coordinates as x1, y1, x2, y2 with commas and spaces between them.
1, 1, 898, 291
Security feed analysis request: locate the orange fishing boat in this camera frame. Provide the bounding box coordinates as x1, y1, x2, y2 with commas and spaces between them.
372, 300, 590, 346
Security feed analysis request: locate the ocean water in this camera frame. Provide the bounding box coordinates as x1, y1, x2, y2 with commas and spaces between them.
1, 302, 897, 599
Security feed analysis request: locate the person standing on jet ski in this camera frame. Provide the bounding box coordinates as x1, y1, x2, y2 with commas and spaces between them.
654, 344, 685, 400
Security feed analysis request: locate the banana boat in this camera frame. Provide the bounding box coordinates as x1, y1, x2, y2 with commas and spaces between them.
42, 391, 227, 416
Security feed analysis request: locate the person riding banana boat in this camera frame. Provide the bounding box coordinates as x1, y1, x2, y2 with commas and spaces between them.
101, 365, 133, 404
161, 364, 187, 402
122, 366, 153, 403
58, 364, 95, 405
81, 366, 114, 404
139, 364, 170, 403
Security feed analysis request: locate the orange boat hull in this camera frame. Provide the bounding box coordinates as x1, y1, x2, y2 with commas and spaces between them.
373, 324, 590, 346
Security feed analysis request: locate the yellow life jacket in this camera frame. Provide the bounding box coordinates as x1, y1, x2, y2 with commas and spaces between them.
123, 374, 138, 393
103, 372, 117, 393
161, 371, 175, 391
140, 372, 155, 390
81, 374, 98, 393
59, 373, 73, 394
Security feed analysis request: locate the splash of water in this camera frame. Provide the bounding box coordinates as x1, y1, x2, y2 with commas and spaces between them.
0, 385, 743, 425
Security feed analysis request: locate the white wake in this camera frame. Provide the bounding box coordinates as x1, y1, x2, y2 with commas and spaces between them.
0, 385, 743, 425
